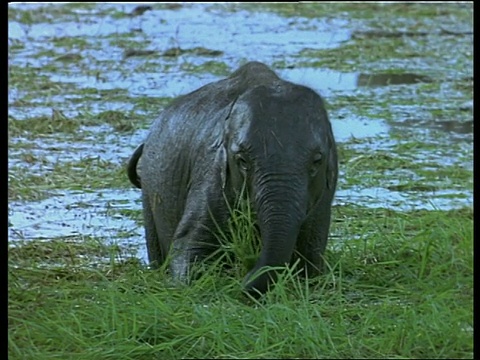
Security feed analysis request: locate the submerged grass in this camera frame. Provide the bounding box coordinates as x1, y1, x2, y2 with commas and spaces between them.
8, 109, 147, 136
9, 205, 473, 359
8, 157, 129, 201
234, 2, 472, 21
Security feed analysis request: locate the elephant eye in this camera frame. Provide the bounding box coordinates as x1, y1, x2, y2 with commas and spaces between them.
309, 153, 323, 177
234, 153, 249, 172
313, 153, 323, 165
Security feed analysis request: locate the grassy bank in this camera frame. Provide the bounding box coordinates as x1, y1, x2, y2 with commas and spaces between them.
9, 205, 473, 359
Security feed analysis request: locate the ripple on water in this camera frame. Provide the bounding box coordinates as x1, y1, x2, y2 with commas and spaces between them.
336, 186, 473, 212
8, 188, 149, 263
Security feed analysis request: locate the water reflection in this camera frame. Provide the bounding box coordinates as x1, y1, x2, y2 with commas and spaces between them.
282, 68, 434, 94
395, 118, 473, 135
357, 73, 433, 87
8, 189, 149, 263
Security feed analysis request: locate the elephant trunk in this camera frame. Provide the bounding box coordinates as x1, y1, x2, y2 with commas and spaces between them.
243, 178, 306, 296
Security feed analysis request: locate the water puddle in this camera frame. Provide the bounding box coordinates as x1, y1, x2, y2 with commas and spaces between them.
9, 3, 350, 66
332, 114, 389, 143
9, 3, 351, 103
356, 73, 433, 87
394, 118, 473, 137
8, 188, 149, 263
46, 63, 420, 101
282, 69, 432, 94
336, 187, 472, 212
9, 127, 148, 175
9, 99, 136, 121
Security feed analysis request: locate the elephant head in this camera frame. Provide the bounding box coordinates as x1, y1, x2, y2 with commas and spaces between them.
217, 84, 338, 296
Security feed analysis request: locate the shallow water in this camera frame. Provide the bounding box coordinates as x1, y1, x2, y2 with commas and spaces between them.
8, 188, 148, 262
8, 3, 473, 262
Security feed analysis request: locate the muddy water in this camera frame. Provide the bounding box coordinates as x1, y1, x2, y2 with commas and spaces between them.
8, 3, 473, 263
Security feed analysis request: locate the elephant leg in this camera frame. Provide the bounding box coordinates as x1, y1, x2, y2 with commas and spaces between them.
170, 219, 221, 281
142, 192, 164, 268
169, 191, 226, 282
295, 194, 334, 277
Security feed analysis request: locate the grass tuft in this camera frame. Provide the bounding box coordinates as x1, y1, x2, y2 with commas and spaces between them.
9, 205, 472, 359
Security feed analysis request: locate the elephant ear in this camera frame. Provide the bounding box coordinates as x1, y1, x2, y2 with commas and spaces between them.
216, 96, 240, 190
326, 141, 338, 191
214, 141, 228, 190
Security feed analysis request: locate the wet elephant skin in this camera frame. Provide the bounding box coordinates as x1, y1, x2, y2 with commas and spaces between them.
127, 61, 338, 297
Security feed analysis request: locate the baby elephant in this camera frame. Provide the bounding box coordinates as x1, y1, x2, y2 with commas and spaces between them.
127, 61, 338, 296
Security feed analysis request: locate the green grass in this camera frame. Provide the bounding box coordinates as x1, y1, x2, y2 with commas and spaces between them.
9, 206, 473, 359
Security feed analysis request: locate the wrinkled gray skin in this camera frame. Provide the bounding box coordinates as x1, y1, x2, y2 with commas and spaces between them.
127, 61, 338, 296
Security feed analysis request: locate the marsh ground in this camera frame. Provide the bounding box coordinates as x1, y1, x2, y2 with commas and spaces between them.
8, 3, 473, 359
